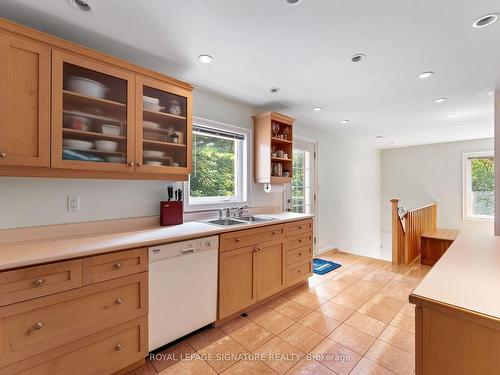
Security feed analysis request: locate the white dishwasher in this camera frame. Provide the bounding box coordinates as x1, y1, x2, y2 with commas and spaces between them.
148, 235, 218, 351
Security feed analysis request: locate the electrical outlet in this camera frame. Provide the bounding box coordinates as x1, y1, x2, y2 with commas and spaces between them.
67, 196, 80, 212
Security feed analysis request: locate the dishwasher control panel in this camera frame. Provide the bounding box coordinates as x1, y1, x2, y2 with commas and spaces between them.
149, 235, 219, 261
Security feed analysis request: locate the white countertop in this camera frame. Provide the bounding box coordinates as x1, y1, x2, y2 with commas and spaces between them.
411, 232, 500, 320
0, 213, 313, 270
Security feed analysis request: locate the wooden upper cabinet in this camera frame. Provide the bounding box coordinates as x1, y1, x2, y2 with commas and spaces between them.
135, 76, 192, 175
253, 111, 294, 184
0, 32, 50, 167
51, 50, 136, 172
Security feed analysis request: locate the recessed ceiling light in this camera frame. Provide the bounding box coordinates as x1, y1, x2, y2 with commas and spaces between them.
473, 13, 498, 28
284, 0, 303, 5
313, 106, 323, 112
340, 119, 349, 124
434, 97, 447, 103
198, 54, 214, 64
375, 135, 384, 139
68, 0, 93, 11
351, 54, 366, 63
270, 87, 280, 93
419, 71, 434, 79
454, 124, 462, 128
447, 114, 457, 118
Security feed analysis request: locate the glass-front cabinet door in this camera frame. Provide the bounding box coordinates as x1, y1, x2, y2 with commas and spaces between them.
135, 76, 192, 175
51, 50, 135, 172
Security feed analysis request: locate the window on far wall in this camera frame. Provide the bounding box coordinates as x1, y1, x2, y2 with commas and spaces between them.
463, 151, 494, 220
186, 120, 249, 211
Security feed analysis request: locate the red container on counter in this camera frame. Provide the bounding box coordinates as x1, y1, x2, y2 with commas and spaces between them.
160, 201, 183, 226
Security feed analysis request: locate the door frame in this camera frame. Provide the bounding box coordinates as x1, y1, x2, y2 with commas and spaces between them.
286, 135, 319, 255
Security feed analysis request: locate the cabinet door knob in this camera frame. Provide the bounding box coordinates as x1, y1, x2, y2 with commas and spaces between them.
33, 321, 43, 330
34, 279, 45, 287
298, 239, 303, 243
235, 238, 241, 242
136, 162, 142, 167
115, 297, 123, 305
128, 161, 135, 167
0, 152, 6, 158
272, 231, 277, 235
298, 226, 303, 229
114, 263, 122, 269
298, 253, 302, 256
298, 270, 303, 273
115, 344, 123, 351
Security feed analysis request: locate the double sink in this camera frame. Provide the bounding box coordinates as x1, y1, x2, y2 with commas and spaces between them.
204, 216, 275, 227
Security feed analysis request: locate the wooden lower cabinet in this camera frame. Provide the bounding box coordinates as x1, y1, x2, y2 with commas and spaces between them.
218, 246, 257, 319
0, 248, 148, 375
218, 219, 313, 320
255, 242, 285, 301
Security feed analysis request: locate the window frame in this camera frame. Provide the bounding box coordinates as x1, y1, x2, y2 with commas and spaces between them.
462, 151, 494, 221
184, 117, 251, 212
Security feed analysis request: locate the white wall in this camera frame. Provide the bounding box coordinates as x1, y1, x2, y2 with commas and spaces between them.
381, 138, 494, 258
0, 89, 282, 229
295, 126, 382, 259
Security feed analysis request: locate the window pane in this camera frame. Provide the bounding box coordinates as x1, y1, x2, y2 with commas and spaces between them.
470, 157, 494, 218
190, 133, 237, 199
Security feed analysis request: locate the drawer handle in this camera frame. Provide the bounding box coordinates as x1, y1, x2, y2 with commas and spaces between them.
115, 297, 123, 305
298, 252, 302, 256
114, 263, 122, 269
0, 152, 6, 158
34, 279, 45, 287
236, 238, 241, 242
115, 344, 123, 351
253, 247, 262, 252
298, 239, 303, 243
33, 322, 43, 330
298, 270, 303, 273
272, 231, 277, 235
298, 226, 303, 229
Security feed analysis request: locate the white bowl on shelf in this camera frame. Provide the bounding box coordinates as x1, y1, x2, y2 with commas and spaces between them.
143, 121, 161, 130
144, 102, 165, 112
94, 140, 118, 152
67, 77, 108, 99
101, 124, 121, 136
143, 150, 165, 158
145, 161, 163, 166
106, 156, 126, 163
143, 96, 159, 105
63, 139, 93, 150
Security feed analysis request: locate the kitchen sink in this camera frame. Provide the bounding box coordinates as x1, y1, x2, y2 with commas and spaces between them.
204, 218, 247, 226
203, 216, 276, 226
236, 216, 275, 223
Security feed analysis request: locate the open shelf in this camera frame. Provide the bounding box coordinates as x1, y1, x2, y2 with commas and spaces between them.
62, 147, 125, 156
63, 128, 126, 142
271, 176, 292, 184
143, 139, 186, 148
271, 137, 292, 144
271, 156, 292, 162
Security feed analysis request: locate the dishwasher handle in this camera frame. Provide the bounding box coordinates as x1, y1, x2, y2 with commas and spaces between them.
180, 248, 195, 254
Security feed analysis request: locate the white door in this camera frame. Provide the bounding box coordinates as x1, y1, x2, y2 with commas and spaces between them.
285, 138, 317, 251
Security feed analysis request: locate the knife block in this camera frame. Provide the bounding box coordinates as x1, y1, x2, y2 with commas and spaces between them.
160, 201, 183, 226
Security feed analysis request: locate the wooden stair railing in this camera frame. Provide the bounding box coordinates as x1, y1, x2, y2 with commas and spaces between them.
391, 199, 437, 265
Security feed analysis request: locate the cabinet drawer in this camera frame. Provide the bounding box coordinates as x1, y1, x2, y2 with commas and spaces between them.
285, 232, 313, 251
285, 219, 313, 236
0, 272, 147, 367
286, 260, 312, 287
0, 260, 82, 307
286, 245, 313, 266
220, 224, 284, 252
10, 317, 147, 375
83, 248, 147, 285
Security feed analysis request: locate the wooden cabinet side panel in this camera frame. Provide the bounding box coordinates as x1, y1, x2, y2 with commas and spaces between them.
0, 32, 50, 167
253, 116, 271, 183
422, 306, 500, 375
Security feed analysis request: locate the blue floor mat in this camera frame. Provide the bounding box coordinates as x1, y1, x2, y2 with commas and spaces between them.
313, 258, 341, 275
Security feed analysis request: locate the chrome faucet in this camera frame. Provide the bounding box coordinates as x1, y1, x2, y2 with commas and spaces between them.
220, 204, 248, 219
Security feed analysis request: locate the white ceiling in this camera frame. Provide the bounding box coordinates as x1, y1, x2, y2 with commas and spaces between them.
1, 0, 499, 148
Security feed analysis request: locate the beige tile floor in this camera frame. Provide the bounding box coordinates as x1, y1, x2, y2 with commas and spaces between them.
127, 250, 430, 375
